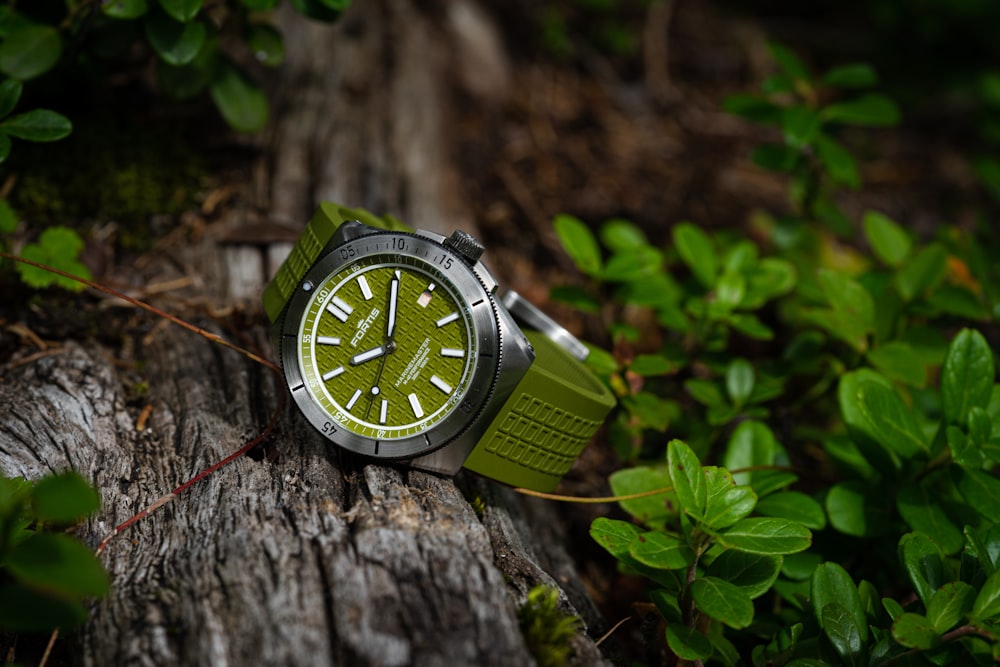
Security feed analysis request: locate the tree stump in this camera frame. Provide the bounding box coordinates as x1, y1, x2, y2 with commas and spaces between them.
0, 1, 613, 665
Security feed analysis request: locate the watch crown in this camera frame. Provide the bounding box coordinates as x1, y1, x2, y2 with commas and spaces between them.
445, 230, 485, 265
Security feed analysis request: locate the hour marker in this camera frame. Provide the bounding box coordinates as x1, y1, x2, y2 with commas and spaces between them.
322, 366, 345, 382
357, 275, 373, 300
440, 348, 465, 358
436, 312, 459, 327
326, 300, 351, 323
345, 388, 363, 410
379, 399, 388, 424
430, 375, 452, 394
408, 393, 424, 419
317, 336, 341, 346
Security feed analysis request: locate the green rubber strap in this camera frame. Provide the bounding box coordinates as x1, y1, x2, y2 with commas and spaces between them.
262, 201, 408, 322
264, 202, 615, 492
462, 330, 615, 492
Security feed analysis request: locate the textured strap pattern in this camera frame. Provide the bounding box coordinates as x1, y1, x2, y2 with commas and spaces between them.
462, 331, 615, 492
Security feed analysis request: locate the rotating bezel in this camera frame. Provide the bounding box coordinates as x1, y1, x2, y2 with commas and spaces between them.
279, 231, 502, 460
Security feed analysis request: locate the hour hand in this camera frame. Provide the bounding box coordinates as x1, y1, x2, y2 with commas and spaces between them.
350, 345, 386, 366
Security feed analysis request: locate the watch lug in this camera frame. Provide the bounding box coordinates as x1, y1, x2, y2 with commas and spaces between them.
330, 219, 371, 246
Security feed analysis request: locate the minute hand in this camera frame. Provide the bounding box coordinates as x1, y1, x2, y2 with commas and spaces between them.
386, 270, 400, 339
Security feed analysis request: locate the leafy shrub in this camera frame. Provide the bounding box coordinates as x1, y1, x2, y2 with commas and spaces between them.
0, 0, 348, 135
555, 43, 1000, 664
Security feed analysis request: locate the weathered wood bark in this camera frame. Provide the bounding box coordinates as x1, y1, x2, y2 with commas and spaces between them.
0, 1, 613, 665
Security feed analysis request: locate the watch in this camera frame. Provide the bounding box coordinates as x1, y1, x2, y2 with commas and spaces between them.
263, 202, 615, 492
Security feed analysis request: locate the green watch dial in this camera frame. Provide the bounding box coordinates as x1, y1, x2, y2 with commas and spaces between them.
296, 254, 478, 444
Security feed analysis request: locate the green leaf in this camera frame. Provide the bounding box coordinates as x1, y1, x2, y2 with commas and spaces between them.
811, 562, 868, 644
691, 577, 754, 629
818, 268, 875, 332
717, 517, 811, 555
209, 61, 268, 132
821, 603, 865, 666
31, 471, 100, 524
621, 392, 674, 432
706, 550, 781, 600
667, 439, 706, 519
899, 532, 947, 605
821, 93, 900, 127
972, 569, 1000, 622
723, 94, 781, 124
103, 0, 149, 19
602, 246, 663, 282
145, 11, 206, 66
629, 531, 695, 570
854, 379, 928, 458
892, 613, 941, 650
728, 312, 774, 340
684, 378, 725, 407
952, 466, 1000, 521
629, 354, 675, 377
863, 210, 911, 268
755, 492, 826, 530
826, 480, 890, 537
289, 0, 344, 22
781, 106, 821, 149
768, 42, 810, 82
702, 467, 756, 530
245, 23, 284, 67
722, 420, 778, 486
941, 328, 994, 429
742, 257, 797, 307
0, 25, 62, 80
725, 359, 755, 406
673, 222, 717, 288
550, 285, 600, 313
814, 133, 860, 189
895, 243, 947, 302
554, 214, 602, 277
926, 581, 975, 633
0, 581, 88, 632
243, 0, 280, 9
752, 143, 800, 172
665, 624, 713, 660
822, 63, 878, 88
7, 533, 109, 598
0, 198, 16, 233
589, 517, 640, 560
866, 341, 927, 388
896, 483, 964, 555
838, 370, 902, 474
157, 39, 217, 99
928, 284, 989, 320
600, 218, 647, 251
0, 109, 72, 142
16, 226, 92, 291
0, 77, 21, 118
159, 0, 203, 22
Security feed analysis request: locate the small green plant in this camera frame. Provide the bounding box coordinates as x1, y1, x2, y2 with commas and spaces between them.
517, 585, 582, 667
0, 200, 92, 291
725, 42, 900, 235
0, 471, 108, 632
